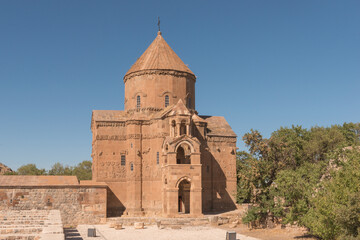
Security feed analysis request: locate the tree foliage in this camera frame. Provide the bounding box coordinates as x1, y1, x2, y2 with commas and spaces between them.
303, 149, 360, 240
237, 123, 360, 239
48, 162, 73, 176
17, 164, 46, 175
12, 161, 92, 180
72, 161, 92, 180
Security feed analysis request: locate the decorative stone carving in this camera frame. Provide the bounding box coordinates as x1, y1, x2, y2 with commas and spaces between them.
126, 107, 163, 114
96, 135, 126, 141
96, 122, 125, 128
98, 161, 126, 180
124, 70, 196, 82
142, 132, 168, 139
142, 148, 151, 154
207, 136, 237, 143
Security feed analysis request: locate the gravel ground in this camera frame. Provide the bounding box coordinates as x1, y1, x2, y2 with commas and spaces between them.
76, 224, 260, 240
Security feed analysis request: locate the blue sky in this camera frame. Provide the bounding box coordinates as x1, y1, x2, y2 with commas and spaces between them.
0, 0, 359, 170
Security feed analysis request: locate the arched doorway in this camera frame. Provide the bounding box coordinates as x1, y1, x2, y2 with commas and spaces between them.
178, 179, 190, 214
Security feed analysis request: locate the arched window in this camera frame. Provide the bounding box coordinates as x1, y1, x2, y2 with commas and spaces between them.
121, 155, 126, 166
130, 162, 134, 171
171, 120, 176, 137
136, 95, 141, 109
165, 95, 169, 107
180, 120, 186, 135
176, 145, 191, 164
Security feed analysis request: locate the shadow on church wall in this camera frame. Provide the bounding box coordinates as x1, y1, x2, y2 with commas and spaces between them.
106, 188, 125, 217
193, 126, 237, 214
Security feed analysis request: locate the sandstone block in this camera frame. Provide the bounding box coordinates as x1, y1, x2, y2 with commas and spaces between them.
115, 224, 122, 230
229, 223, 237, 228
134, 222, 144, 229
156, 221, 161, 229
210, 216, 218, 224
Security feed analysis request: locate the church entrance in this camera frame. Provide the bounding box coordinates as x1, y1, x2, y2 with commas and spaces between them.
178, 179, 190, 214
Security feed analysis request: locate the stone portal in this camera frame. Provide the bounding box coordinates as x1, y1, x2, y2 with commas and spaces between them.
178, 179, 190, 213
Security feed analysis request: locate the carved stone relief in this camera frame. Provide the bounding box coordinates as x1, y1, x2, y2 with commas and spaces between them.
98, 161, 125, 180
124, 69, 195, 82
96, 122, 125, 128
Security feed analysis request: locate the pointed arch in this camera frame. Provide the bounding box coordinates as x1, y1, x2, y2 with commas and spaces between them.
175, 140, 195, 154
175, 176, 192, 189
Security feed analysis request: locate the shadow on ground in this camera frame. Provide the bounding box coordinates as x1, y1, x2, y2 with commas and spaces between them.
64, 228, 83, 240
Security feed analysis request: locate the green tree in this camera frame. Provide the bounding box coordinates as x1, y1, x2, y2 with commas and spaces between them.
48, 162, 73, 176
17, 164, 46, 175
238, 123, 360, 228
236, 151, 257, 203
302, 149, 360, 240
3, 171, 18, 175
72, 160, 92, 180
274, 161, 326, 225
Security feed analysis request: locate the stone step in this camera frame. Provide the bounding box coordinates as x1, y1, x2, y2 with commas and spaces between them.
107, 216, 210, 227
0, 234, 40, 240
0, 228, 42, 234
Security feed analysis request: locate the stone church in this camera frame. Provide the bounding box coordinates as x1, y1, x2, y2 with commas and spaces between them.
91, 31, 237, 217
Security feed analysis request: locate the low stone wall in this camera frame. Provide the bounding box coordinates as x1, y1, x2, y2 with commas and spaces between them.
0, 186, 107, 226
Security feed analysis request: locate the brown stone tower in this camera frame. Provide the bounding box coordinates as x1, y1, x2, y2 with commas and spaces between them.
91, 31, 237, 217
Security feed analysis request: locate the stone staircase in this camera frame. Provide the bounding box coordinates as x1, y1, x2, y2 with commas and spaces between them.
0, 209, 64, 240
106, 208, 246, 229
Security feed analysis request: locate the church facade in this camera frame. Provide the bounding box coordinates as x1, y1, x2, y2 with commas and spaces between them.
91, 31, 237, 217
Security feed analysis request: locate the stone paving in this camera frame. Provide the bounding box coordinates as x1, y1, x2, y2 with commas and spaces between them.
75, 224, 260, 240
0, 209, 64, 240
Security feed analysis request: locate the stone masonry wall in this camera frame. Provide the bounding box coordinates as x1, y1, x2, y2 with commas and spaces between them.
0, 186, 107, 226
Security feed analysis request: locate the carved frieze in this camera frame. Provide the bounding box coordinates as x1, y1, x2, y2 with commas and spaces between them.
95, 132, 169, 142
126, 107, 162, 114
97, 161, 125, 180
124, 69, 196, 82
96, 135, 126, 141
96, 122, 125, 128
126, 120, 143, 125
142, 132, 168, 139
207, 136, 236, 143
128, 134, 141, 139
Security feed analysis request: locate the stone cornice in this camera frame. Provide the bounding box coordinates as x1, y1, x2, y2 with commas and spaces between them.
125, 120, 143, 126
207, 136, 237, 143
124, 69, 196, 83
95, 132, 168, 141
126, 107, 163, 114
96, 122, 125, 128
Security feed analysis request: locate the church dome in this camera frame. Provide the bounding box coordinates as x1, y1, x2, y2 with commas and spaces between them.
124, 31, 195, 81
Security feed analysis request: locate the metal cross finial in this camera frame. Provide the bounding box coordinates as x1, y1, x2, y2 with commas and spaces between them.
158, 17, 160, 32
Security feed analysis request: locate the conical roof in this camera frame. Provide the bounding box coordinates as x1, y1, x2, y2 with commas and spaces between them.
125, 32, 195, 77
168, 99, 191, 117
